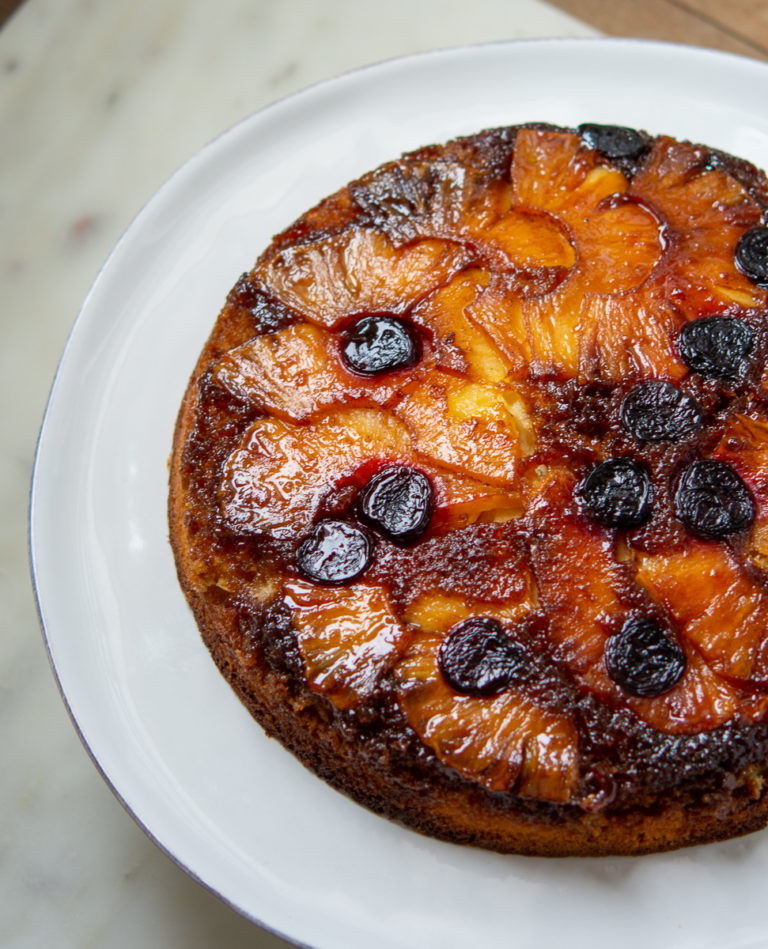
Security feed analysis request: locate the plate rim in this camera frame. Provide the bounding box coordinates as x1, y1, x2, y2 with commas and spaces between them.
28, 36, 768, 948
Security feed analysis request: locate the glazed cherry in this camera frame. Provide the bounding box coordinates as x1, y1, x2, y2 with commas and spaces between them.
358, 465, 434, 546
578, 458, 652, 528
296, 519, 374, 585
438, 617, 527, 697
578, 123, 646, 159
620, 381, 702, 442
341, 314, 421, 377
735, 227, 768, 287
678, 316, 756, 382
675, 460, 755, 539
605, 616, 686, 698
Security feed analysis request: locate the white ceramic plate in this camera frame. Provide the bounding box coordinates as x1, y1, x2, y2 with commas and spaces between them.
30, 39, 768, 949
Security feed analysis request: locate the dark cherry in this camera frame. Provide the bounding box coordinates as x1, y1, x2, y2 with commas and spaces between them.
735, 226, 768, 287
674, 460, 755, 539
620, 380, 702, 442
678, 316, 756, 382
605, 616, 686, 698
438, 617, 527, 697
341, 314, 421, 377
578, 123, 646, 159
358, 465, 434, 546
578, 458, 652, 528
296, 519, 373, 585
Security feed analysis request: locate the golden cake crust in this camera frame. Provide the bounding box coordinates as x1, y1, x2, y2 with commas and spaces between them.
169, 123, 768, 856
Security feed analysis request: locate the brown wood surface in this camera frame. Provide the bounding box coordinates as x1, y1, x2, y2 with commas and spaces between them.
0, 0, 25, 28
1, 0, 764, 57
548, 0, 768, 61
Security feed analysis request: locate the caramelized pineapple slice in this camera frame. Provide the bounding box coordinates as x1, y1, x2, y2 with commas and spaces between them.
284, 579, 408, 710
635, 541, 768, 686
413, 269, 511, 382
256, 227, 470, 328
352, 154, 584, 280
523, 283, 583, 377
580, 640, 761, 734
464, 278, 532, 378
395, 372, 528, 487
631, 137, 768, 317
220, 403, 522, 540
479, 208, 576, 272
211, 322, 413, 421
713, 413, 768, 570
578, 286, 688, 382
431, 471, 524, 532
483, 128, 668, 379
395, 625, 578, 802
527, 473, 763, 731
509, 129, 663, 290
471, 272, 584, 379
493, 280, 686, 382
527, 473, 629, 674
403, 584, 534, 633
631, 136, 761, 233
220, 408, 412, 538
350, 159, 495, 242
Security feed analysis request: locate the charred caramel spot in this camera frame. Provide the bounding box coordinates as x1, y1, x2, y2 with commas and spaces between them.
227, 276, 298, 334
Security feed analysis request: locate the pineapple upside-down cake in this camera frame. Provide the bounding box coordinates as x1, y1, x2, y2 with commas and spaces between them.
169, 123, 768, 855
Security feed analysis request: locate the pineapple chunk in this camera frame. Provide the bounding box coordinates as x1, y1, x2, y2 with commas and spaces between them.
632, 137, 768, 317
431, 472, 523, 532
220, 408, 412, 538
570, 196, 662, 295
521, 282, 582, 377
713, 414, 768, 572
635, 541, 768, 685
395, 372, 523, 486
577, 286, 688, 382
510, 128, 597, 212
395, 627, 579, 801
465, 279, 532, 378
631, 137, 760, 232
211, 322, 412, 421
403, 587, 534, 633
413, 269, 511, 383
256, 227, 470, 327
284, 579, 408, 709
478, 207, 576, 271
528, 474, 629, 674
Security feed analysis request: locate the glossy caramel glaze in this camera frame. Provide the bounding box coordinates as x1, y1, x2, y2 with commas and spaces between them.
169, 124, 768, 854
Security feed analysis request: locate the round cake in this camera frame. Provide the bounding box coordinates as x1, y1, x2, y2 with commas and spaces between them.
169, 122, 768, 856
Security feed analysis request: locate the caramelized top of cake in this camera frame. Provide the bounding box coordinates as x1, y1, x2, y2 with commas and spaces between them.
180, 125, 768, 809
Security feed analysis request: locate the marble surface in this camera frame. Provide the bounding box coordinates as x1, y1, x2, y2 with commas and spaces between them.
2, 2, 598, 947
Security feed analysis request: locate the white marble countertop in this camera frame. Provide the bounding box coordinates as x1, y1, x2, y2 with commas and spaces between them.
2, 2, 598, 946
